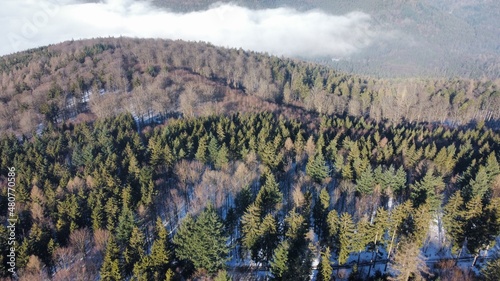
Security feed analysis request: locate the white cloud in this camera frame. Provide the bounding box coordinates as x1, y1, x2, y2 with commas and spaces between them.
0, 0, 386, 58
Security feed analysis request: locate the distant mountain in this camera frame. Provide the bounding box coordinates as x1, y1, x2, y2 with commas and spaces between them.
146, 0, 500, 78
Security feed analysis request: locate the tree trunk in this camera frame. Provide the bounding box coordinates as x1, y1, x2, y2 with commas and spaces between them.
384, 229, 397, 272
368, 233, 379, 278
472, 254, 478, 267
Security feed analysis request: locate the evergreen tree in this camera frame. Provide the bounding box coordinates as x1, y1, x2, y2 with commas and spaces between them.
100, 236, 123, 281
410, 171, 444, 210
353, 215, 372, 265
317, 247, 333, 281
326, 209, 339, 248
442, 191, 465, 255
482, 255, 500, 281
215, 143, 229, 169
214, 269, 232, 281
149, 218, 170, 276
255, 172, 282, 215
412, 203, 432, 247
388, 237, 429, 281
306, 151, 329, 183
356, 167, 375, 195
195, 135, 208, 163
338, 212, 355, 265
208, 135, 219, 164
270, 241, 289, 280
313, 187, 330, 240
173, 205, 229, 273
123, 226, 145, 274
253, 214, 279, 265
241, 203, 262, 251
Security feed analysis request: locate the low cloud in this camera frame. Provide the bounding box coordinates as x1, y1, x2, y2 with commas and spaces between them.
0, 0, 386, 58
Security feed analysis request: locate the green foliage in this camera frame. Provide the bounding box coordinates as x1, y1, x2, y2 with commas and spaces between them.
313, 188, 331, 240
338, 212, 355, 265
255, 172, 282, 215
317, 247, 333, 281
173, 205, 229, 274
482, 256, 500, 281
306, 151, 330, 183
442, 191, 465, 255
214, 270, 232, 281
410, 171, 444, 210
270, 241, 289, 280
100, 236, 123, 281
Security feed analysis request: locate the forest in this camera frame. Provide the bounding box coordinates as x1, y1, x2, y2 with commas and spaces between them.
0, 38, 499, 280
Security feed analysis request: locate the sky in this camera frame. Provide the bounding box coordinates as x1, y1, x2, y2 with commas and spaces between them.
0, 0, 390, 58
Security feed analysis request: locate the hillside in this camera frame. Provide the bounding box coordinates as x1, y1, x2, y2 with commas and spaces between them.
0, 38, 499, 137
0, 38, 500, 281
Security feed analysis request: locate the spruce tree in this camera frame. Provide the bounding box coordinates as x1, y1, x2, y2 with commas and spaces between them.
124, 226, 145, 274
356, 167, 374, 195
173, 205, 229, 274
270, 241, 289, 280
317, 247, 333, 281
214, 269, 232, 281
195, 135, 208, 163
338, 212, 355, 265
241, 203, 262, 251
100, 236, 123, 281
482, 256, 500, 281
313, 188, 330, 240
442, 191, 465, 255
326, 209, 339, 248
306, 151, 329, 183
150, 218, 170, 276
353, 215, 372, 265
255, 172, 282, 215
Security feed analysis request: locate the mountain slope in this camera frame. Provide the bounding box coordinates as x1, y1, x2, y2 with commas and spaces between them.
0, 37, 499, 137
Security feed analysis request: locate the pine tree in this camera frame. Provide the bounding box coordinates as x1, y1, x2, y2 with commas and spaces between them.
385, 201, 412, 271
254, 214, 279, 265
215, 143, 229, 169
326, 209, 339, 248
463, 195, 499, 265
241, 203, 262, 251
469, 166, 490, 199
208, 135, 219, 164
148, 138, 164, 167
412, 203, 432, 247
410, 171, 444, 210
368, 207, 388, 276
116, 207, 134, 245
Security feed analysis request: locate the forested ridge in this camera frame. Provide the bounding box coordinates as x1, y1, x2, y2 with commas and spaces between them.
0, 38, 499, 137
0, 38, 500, 280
